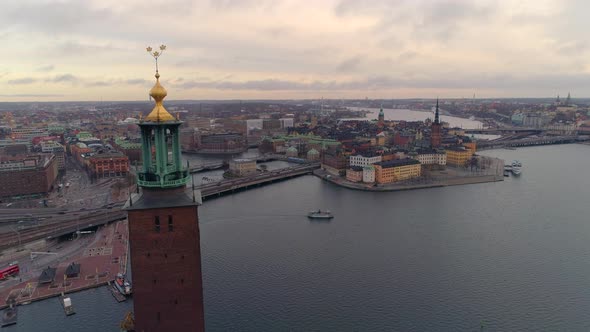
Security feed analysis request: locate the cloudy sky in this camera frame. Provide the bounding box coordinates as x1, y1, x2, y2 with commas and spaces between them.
1, 0, 589, 101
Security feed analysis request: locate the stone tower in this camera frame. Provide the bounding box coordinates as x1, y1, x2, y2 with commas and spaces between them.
125, 46, 205, 332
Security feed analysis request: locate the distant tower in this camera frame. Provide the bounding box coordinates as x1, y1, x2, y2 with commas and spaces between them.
566, 92, 571, 106
430, 98, 442, 148
310, 115, 318, 128
378, 106, 385, 130
125, 45, 205, 332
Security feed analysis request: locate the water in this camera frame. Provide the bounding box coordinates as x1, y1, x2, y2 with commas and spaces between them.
7, 144, 590, 331
347, 107, 483, 129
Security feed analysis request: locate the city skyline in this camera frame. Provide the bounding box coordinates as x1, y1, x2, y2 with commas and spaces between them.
2, 0, 590, 101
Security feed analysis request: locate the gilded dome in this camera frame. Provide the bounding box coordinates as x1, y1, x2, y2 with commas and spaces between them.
145, 72, 175, 122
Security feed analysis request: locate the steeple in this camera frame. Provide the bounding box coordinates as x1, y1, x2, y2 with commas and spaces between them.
136, 45, 189, 189
434, 98, 440, 124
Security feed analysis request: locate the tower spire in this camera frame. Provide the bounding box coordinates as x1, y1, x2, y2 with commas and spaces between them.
136, 46, 189, 189
434, 98, 440, 124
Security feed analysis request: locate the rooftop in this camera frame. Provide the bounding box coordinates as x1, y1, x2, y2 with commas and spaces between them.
375, 158, 420, 168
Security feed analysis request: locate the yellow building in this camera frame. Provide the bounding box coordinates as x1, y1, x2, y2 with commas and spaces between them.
445, 147, 473, 167
374, 159, 421, 184
229, 158, 257, 176
463, 141, 477, 155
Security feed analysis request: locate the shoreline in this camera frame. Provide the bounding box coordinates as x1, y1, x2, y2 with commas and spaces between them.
0, 220, 129, 311
313, 169, 503, 192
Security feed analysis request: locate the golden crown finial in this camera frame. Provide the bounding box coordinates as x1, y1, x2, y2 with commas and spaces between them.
144, 44, 175, 122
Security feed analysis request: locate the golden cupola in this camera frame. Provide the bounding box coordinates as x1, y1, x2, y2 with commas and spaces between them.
144, 44, 176, 123
144, 71, 175, 122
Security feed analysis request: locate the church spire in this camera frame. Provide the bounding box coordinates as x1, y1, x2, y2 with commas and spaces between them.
434, 98, 440, 124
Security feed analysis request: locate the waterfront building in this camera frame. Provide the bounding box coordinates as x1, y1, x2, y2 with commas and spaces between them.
259, 136, 286, 154
87, 151, 129, 179
180, 128, 198, 152
286, 146, 298, 157
431, 99, 442, 148
413, 149, 447, 166
346, 166, 363, 182
229, 158, 257, 176
125, 62, 205, 331
511, 112, 525, 125
362, 165, 376, 183
462, 140, 477, 155
349, 153, 382, 167
0, 154, 58, 198
445, 146, 473, 167
196, 132, 247, 154
321, 147, 347, 176
374, 159, 421, 184
307, 148, 320, 161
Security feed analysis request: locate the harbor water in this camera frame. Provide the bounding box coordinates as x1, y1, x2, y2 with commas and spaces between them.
5, 144, 590, 331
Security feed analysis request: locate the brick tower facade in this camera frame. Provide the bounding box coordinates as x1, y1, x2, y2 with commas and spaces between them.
125, 46, 205, 332
431, 99, 442, 148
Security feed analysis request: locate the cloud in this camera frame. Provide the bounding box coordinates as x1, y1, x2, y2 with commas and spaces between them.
45, 74, 79, 84
36, 65, 55, 72
336, 55, 363, 72
1, 1, 112, 33
0, 94, 64, 98
172, 72, 590, 92
8, 78, 36, 85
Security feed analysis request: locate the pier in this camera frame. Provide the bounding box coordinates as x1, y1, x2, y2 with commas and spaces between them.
0, 220, 129, 312
197, 163, 320, 199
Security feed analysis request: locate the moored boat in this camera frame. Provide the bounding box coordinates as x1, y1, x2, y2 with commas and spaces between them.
307, 210, 334, 219
511, 160, 522, 175
115, 273, 132, 296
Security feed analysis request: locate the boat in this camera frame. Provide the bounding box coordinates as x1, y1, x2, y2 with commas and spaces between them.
1, 301, 17, 327
114, 273, 132, 296
60, 296, 75, 316
511, 160, 522, 175
307, 210, 334, 219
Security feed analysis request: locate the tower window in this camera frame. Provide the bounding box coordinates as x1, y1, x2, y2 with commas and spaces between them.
181, 278, 184, 284
168, 215, 173, 232
157, 312, 161, 322
155, 216, 160, 232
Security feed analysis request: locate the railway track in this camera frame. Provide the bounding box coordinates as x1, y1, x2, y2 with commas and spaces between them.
0, 210, 127, 251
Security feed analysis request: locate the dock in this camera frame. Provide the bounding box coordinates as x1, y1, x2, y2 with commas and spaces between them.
0, 220, 130, 311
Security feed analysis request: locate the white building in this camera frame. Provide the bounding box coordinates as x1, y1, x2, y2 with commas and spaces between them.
349, 154, 382, 167
279, 118, 294, 129
362, 165, 375, 183
413, 151, 447, 166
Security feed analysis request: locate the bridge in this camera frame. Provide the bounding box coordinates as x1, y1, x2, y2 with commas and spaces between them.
197, 163, 320, 199
188, 154, 288, 173
464, 127, 543, 134
477, 135, 589, 150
